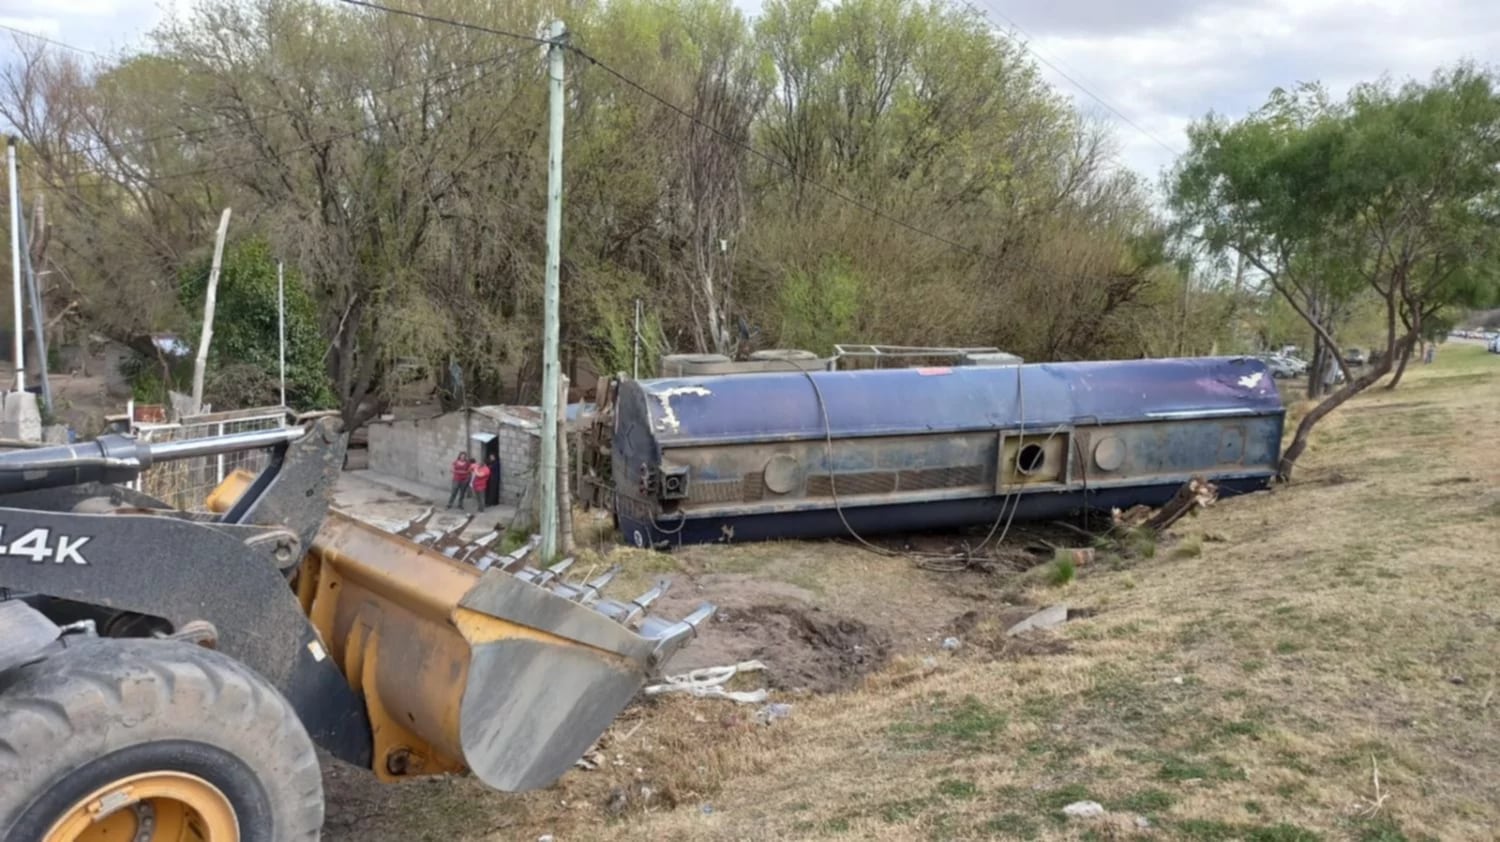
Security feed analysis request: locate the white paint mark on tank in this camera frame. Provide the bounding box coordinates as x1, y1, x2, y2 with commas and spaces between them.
652, 386, 711, 432
1238, 371, 1264, 389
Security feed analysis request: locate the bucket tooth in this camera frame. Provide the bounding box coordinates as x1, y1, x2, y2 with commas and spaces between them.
457, 530, 503, 563
549, 565, 621, 603
580, 565, 622, 602
397, 507, 434, 538
440, 514, 475, 541
637, 603, 717, 666
473, 552, 502, 572
594, 580, 671, 626
533, 557, 575, 587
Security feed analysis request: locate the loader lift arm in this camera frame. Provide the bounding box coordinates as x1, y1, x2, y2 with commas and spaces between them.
0, 420, 374, 766
1, 419, 714, 841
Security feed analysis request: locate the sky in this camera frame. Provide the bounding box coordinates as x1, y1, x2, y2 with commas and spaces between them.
3, 0, 1497, 189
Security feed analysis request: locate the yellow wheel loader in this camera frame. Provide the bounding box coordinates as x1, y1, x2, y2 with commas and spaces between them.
0, 419, 713, 841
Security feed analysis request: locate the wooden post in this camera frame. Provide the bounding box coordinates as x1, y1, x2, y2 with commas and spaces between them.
191, 208, 232, 413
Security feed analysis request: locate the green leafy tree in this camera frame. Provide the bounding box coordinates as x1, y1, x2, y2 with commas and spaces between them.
179, 238, 335, 411
1170, 64, 1500, 479
776, 258, 863, 354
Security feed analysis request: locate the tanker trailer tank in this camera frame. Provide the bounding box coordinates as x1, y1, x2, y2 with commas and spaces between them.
610, 357, 1284, 548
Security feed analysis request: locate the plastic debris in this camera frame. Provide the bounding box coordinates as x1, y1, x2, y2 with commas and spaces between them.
1062, 801, 1106, 819
643, 660, 770, 704
755, 702, 793, 725
940, 636, 962, 651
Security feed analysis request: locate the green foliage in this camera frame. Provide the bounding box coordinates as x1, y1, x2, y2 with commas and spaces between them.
934, 778, 979, 799
178, 238, 334, 410
776, 258, 863, 355
1115, 788, 1175, 814
1170, 64, 1500, 411
16, 0, 1193, 420
1045, 554, 1077, 586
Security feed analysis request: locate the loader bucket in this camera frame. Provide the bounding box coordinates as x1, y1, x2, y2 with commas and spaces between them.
207, 471, 713, 792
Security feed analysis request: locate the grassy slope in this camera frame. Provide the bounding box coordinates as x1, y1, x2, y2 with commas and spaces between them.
331, 345, 1500, 842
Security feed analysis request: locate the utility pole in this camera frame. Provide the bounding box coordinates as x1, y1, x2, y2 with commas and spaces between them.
19, 201, 50, 411
538, 20, 567, 562
7, 137, 25, 392
633, 298, 642, 379
277, 260, 287, 409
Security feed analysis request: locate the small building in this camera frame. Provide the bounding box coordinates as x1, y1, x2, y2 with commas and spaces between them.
365, 405, 586, 509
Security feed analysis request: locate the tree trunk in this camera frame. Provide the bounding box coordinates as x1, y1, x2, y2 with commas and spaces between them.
1278, 329, 1412, 480
1386, 339, 1414, 390
1386, 307, 1420, 390
1307, 338, 1326, 399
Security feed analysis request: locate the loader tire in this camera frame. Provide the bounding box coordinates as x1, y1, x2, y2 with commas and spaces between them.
0, 637, 324, 842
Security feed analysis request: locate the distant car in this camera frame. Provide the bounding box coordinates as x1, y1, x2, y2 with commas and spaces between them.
1489, 335, 1500, 354
1255, 353, 1302, 379
1344, 348, 1366, 366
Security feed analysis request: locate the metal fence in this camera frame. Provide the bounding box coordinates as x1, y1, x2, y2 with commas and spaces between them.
132, 408, 290, 511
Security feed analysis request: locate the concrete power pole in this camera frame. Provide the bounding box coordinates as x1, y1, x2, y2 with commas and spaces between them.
277, 260, 287, 409
539, 21, 567, 562
7, 138, 25, 392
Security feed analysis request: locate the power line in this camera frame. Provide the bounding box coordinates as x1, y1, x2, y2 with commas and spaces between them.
323, 1, 1043, 263
0, 22, 111, 60
41, 48, 535, 192
334, 0, 553, 46
570, 45, 993, 261
961, 0, 1182, 157
67, 51, 527, 159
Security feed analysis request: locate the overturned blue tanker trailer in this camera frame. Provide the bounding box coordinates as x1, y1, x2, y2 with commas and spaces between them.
610, 357, 1284, 548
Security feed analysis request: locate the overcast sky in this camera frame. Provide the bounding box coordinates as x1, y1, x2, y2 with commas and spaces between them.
4, 0, 1496, 190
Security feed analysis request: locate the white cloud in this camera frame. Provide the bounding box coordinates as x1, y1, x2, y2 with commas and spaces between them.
2, 0, 168, 57
1011, 0, 1500, 187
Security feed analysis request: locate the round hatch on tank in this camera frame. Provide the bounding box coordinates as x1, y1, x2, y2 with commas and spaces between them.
1093, 436, 1126, 472
763, 454, 800, 494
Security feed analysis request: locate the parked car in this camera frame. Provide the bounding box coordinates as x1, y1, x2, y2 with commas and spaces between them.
1255, 353, 1304, 379
1489, 335, 1500, 354
1344, 348, 1366, 366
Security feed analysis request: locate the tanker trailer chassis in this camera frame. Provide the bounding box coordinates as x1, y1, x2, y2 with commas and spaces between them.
0, 419, 712, 841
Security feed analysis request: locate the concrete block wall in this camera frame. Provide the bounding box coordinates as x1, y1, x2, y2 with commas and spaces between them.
494, 423, 538, 506
367, 411, 470, 489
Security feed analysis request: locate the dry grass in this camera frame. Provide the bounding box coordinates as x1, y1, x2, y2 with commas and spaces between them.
324, 346, 1500, 842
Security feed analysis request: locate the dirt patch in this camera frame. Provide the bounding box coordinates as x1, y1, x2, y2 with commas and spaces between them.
679, 602, 890, 693
652, 574, 891, 693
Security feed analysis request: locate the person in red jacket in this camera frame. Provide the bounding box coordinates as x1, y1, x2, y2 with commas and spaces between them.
446, 452, 472, 509
469, 457, 492, 512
